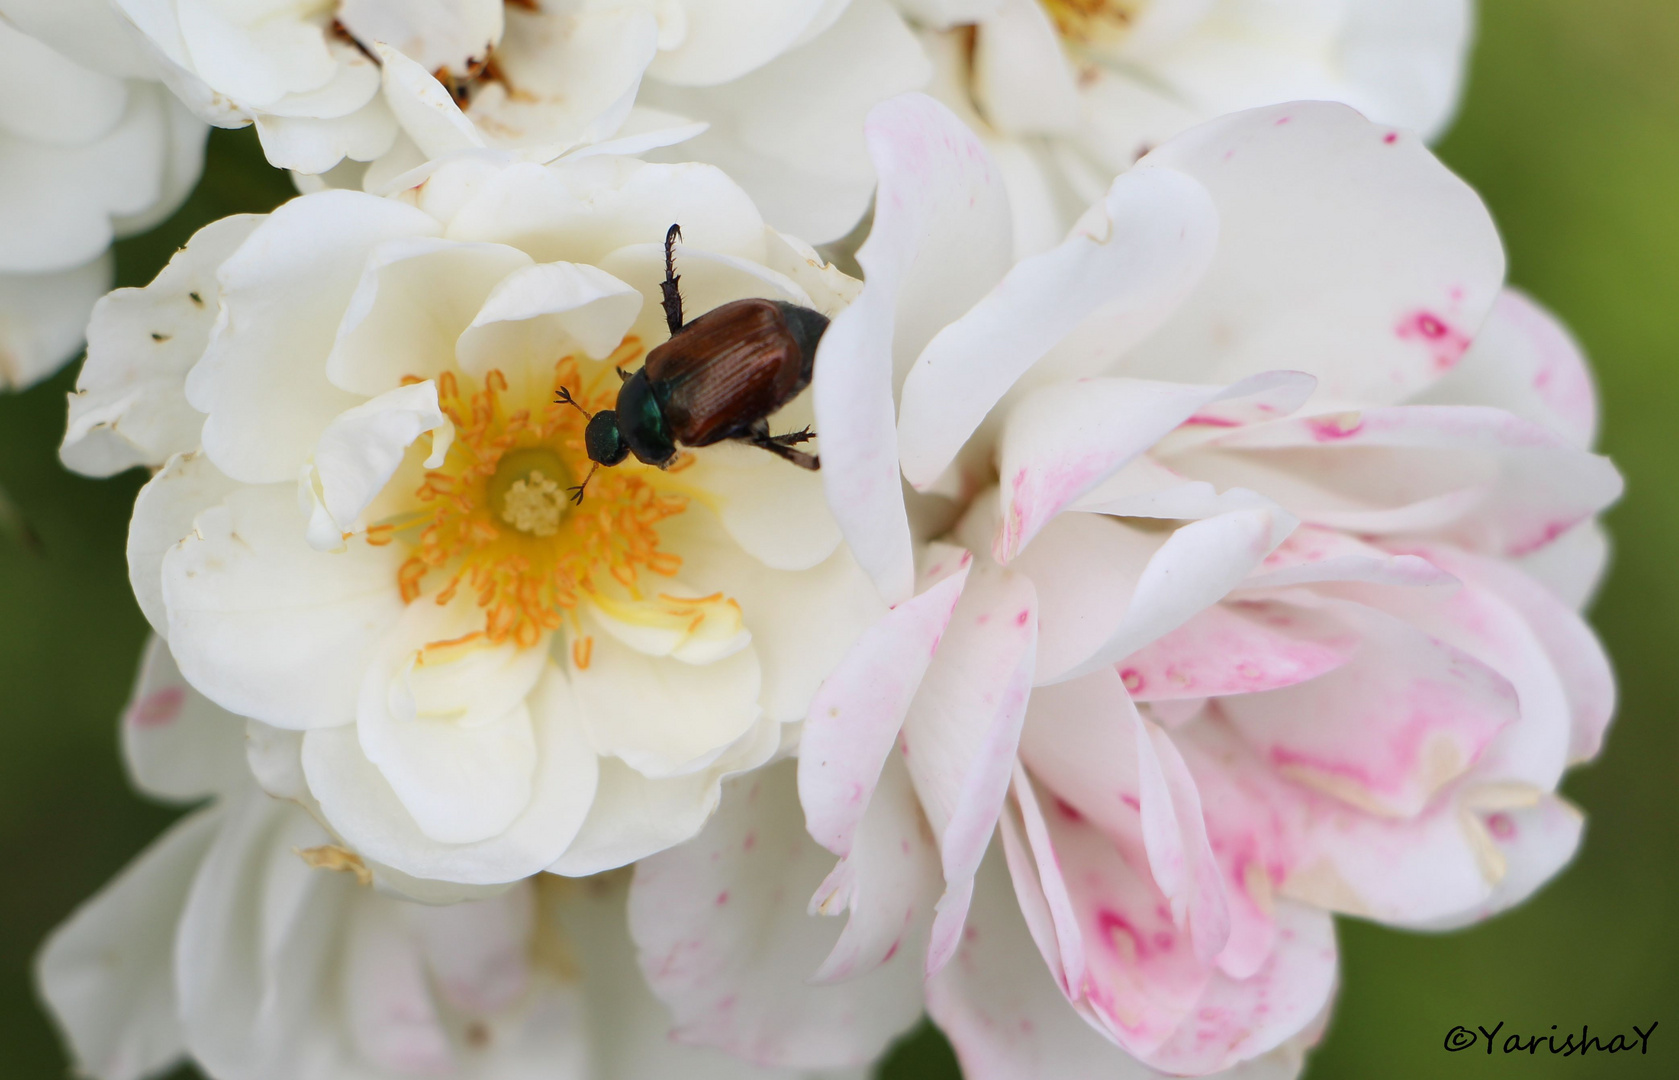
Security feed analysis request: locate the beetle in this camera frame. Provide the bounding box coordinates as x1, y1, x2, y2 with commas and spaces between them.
555, 225, 828, 501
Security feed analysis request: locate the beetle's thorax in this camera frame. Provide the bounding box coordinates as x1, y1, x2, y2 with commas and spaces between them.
615, 368, 678, 468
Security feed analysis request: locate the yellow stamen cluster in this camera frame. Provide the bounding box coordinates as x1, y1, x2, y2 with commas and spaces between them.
395, 340, 689, 649
1040, 0, 1146, 45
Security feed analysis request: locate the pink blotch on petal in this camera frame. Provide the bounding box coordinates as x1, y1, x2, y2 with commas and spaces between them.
1304, 414, 1364, 441
1396, 309, 1472, 372
128, 687, 186, 729
1486, 812, 1517, 841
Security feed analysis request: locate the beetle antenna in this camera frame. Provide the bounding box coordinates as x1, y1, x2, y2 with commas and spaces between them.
553, 386, 593, 419
615, 365, 631, 382
567, 463, 599, 504
661, 223, 684, 337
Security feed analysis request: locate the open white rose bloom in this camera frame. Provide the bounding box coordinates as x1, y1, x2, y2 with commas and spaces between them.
61, 151, 888, 892
897, 0, 1474, 253
38, 639, 869, 1080
0, 0, 205, 388
114, 0, 931, 242
597, 95, 1621, 1079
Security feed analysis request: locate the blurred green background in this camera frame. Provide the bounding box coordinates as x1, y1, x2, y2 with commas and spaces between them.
2, 0, 1675, 1076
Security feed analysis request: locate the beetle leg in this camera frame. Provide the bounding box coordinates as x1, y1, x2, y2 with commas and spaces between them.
743, 430, 820, 470
553, 385, 593, 419
567, 463, 599, 504
660, 223, 684, 336
769, 426, 816, 445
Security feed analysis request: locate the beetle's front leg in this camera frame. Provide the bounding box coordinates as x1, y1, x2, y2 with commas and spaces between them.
769, 426, 815, 445
660, 223, 684, 336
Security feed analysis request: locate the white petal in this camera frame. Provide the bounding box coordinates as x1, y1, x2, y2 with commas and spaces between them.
1217, 596, 1518, 819
374, 42, 485, 160
926, 849, 1163, 1080
657, 501, 887, 724
0, 256, 110, 390
471, 3, 659, 156
1513, 517, 1609, 611
187, 190, 440, 484
1179, 404, 1622, 558
900, 563, 1038, 973
63, 215, 258, 476
1050, 506, 1296, 685
629, 760, 926, 1068
127, 449, 239, 637
800, 547, 971, 855
303, 662, 598, 883
1145, 903, 1338, 1075
252, 96, 399, 174
161, 482, 408, 729
407, 883, 534, 1015
549, 751, 746, 877
971, 0, 1079, 135
1419, 546, 1615, 767
647, 0, 836, 86
993, 372, 1311, 560
899, 172, 1223, 491
0, 0, 157, 78
342, 894, 455, 1073
339, 0, 502, 77
815, 92, 1012, 603
550, 870, 862, 1080
0, 28, 166, 269
301, 381, 447, 550
1124, 102, 1504, 404
642, 0, 932, 243
455, 259, 644, 379
1413, 287, 1599, 448
324, 235, 532, 397
443, 157, 766, 266
355, 596, 545, 844
1408, 794, 1584, 931
571, 618, 762, 778
668, 436, 842, 573
809, 754, 943, 983
36, 808, 217, 1080
121, 635, 249, 803
173, 790, 350, 1077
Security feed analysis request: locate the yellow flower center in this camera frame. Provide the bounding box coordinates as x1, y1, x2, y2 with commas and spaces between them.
1040, 0, 1147, 46
391, 339, 691, 651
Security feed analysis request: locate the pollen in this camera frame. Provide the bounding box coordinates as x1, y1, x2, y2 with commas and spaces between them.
500, 470, 566, 536
391, 338, 693, 649
1039, 0, 1146, 46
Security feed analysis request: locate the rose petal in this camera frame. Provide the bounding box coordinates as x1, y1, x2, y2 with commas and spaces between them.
815, 91, 1012, 603
630, 761, 925, 1068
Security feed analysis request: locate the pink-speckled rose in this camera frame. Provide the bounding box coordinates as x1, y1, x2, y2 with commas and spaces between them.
623, 94, 1619, 1079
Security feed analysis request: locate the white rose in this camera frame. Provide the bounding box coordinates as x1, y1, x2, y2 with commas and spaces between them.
35, 640, 873, 1080
896, 0, 1475, 254
115, 0, 931, 243
0, 0, 206, 388
359, 0, 933, 244
67, 150, 885, 886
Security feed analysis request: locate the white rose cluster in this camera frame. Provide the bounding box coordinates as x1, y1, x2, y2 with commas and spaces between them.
21, 3, 1626, 1080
